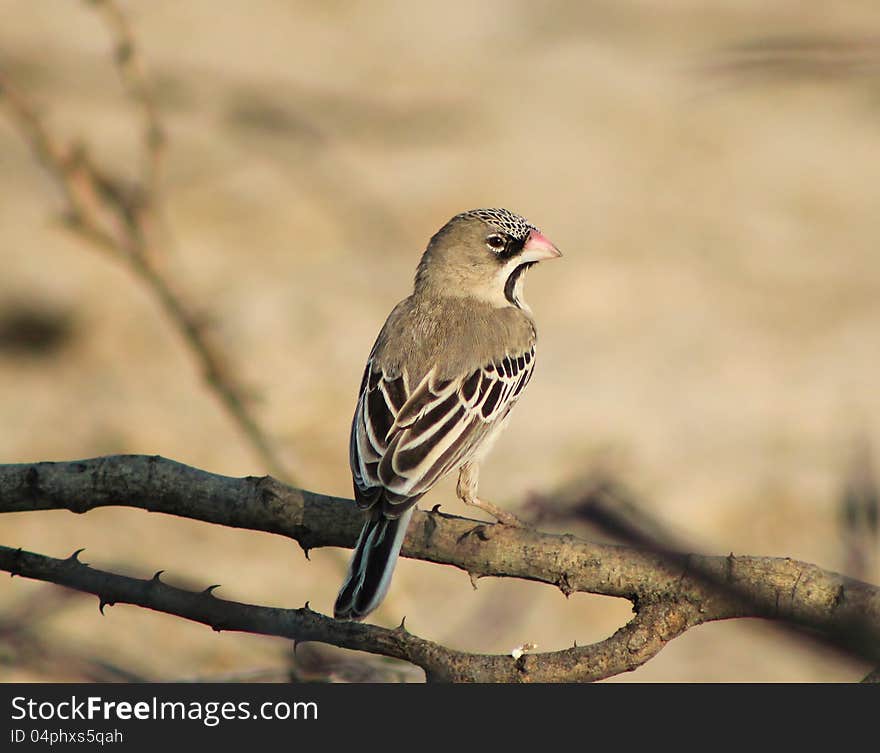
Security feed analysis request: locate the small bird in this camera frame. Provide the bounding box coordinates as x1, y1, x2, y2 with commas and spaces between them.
334, 208, 561, 621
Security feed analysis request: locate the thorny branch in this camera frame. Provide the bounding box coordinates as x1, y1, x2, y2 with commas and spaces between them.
0, 544, 687, 683
2, 455, 879, 682
0, 0, 294, 484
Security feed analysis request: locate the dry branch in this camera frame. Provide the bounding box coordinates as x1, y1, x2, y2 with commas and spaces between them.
0, 545, 689, 683
90, 0, 166, 194
2, 454, 879, 681
0, 2, 294, 484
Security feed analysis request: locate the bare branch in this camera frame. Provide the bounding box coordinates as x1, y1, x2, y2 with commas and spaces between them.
0, 543, 692, 683
532, 466, 880, 668
0, 39, 294, 484
2, 454, 879, 677
0, 75, 122, 251
88, 0, 166, 195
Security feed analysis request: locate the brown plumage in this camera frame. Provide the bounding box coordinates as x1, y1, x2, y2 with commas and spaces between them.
369, 296, 536, 384
334, 208, 561, 621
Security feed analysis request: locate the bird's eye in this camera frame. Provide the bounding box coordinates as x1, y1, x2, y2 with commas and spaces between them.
486, 234, 506, 252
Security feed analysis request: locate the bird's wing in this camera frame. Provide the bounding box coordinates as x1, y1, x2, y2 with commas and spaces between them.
350, 346, 536, 515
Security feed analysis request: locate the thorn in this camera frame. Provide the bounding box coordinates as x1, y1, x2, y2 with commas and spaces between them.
297, 541, 311, 561
303, 601, 311, 611
558, 573, 573, 598
458, 525, 492, 544
151, 570, 165, 582
67, 548, 87, 563
212, 624, 223, 633
98, 598, 115, 615
833, 584, 847, 612
573, 640, 578, 648
431, 504, 442, 514
468, 572, 480, 590
475, 525, 493, 541
396, 616, 408, 633
203, 584, 221, 596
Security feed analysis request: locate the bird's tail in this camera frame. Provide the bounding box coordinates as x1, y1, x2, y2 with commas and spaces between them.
334, 506, 414, 621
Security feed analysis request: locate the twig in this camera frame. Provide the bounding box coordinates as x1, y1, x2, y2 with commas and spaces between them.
88, 0, 165, 196
0, 27, 294, 484
839, 433, 879, 581
526, 470, 688, 550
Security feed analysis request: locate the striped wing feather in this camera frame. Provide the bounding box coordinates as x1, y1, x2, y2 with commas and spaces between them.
350, 347, 535, 516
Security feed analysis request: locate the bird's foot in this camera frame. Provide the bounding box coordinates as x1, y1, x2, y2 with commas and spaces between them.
468, 497, 527, 528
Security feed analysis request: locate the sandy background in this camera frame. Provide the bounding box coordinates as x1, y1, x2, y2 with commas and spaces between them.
1, 0, 878, 682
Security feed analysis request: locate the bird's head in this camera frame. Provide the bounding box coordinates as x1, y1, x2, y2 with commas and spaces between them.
414, 208, 561, 310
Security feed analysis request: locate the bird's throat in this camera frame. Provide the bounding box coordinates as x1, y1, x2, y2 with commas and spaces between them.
504, 262, 535, 308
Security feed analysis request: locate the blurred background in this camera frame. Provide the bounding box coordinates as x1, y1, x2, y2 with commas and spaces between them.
1, 0, 879, 682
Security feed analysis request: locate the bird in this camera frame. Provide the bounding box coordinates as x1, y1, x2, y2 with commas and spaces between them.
334, 207, 561, 621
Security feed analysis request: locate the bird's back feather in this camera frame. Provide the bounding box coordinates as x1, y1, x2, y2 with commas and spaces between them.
350, 295, 536, 519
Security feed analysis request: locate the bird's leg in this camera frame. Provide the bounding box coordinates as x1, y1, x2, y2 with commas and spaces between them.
456, 463, 526, 527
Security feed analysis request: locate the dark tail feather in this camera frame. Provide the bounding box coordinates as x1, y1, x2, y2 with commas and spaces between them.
334, 507, 414, 621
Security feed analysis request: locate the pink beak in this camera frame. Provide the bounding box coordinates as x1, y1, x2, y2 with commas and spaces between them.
523, 229, 562, 262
